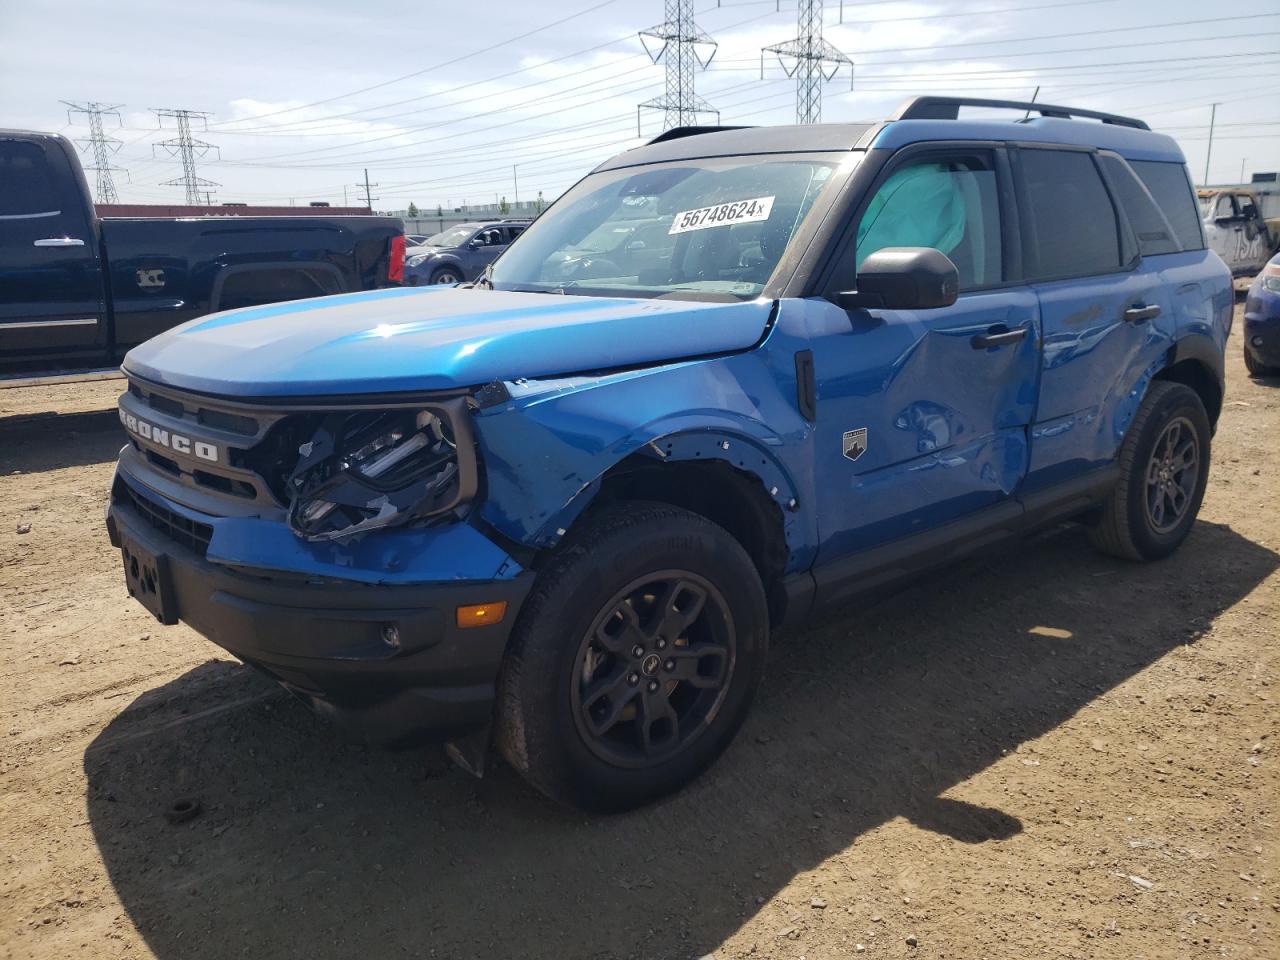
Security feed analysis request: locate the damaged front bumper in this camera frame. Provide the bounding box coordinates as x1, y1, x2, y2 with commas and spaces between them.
107, 465, 533, 745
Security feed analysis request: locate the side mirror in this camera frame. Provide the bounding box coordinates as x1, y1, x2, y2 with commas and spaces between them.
834, 247, 960, 311
468, 238, 483, 249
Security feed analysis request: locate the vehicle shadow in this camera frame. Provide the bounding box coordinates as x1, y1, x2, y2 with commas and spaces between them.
0, 409, 124, 472
84, 519, 1277, 960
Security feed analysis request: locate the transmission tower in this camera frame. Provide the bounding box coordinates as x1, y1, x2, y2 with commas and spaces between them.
637, 0, 718, 133
152, 108, 221, 204
62, 101, 128, 203
762, 0, 854, 125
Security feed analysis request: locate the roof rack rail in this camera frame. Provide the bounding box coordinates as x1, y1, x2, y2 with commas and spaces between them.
646, 125, 752, 145
890, 96, 1149, 131
497, 218, 532, 223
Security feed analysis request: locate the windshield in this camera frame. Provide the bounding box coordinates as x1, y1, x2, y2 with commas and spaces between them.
423, 225, 476, 247
490, 156, 839, 300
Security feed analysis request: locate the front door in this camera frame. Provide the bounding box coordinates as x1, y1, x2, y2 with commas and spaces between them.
0, 136, 107, 360
807, 147, 1040, 563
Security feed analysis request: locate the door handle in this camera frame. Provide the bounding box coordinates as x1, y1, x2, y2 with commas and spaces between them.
33, 237, 85, 247
971, 325, 1029, 349
1123, 304, 1161, 323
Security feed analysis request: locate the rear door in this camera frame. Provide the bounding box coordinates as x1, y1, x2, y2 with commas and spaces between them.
0, 135, 107, 359
1016, 146, 1173, 492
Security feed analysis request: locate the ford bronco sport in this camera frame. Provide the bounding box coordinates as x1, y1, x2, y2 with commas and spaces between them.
107, 97, 1231, 812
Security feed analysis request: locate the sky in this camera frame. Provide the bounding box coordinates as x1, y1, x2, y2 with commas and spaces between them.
1, 0, 1276, 211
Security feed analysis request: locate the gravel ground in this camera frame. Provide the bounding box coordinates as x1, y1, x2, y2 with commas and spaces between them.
0, 302, 1275, 960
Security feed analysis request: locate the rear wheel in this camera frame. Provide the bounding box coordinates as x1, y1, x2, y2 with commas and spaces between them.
1087, 381, 1211, 561
496, 503, 768, 812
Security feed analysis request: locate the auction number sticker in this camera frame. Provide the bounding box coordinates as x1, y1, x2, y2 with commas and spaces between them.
669, 195, 775, 235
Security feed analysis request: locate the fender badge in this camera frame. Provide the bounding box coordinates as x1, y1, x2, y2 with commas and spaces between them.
842, 427, 868, 462
137, 268, 166, 289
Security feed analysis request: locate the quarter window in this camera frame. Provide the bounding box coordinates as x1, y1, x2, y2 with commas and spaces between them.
0, 140, 60, 218
1100, 155, 1180, 257
1020, 149, 1122, 280
856, 155, 1003, 291
1129, 160, 1204, 251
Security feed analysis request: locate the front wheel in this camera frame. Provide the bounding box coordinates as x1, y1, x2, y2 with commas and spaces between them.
430, 266, 463, 285
1245, 348, 1278, 378
496, 503, 768, 812
1087, 381, 1211, 561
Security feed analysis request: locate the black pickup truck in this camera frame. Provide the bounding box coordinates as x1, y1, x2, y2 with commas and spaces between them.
1, 130, 404, 375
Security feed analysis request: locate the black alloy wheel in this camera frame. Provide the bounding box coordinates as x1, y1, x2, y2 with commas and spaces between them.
572, 571, 735, 768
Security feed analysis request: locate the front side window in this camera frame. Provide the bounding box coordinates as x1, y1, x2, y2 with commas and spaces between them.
856, 154, 1002, 291
489, 156, 840, 300
1020, 149, 1122, 280
0, 140, 60, 217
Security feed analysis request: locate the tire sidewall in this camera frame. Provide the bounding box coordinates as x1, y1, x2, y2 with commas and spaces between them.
1124, 384, 1211, 559
432, 267, 462, 284
504, 507, 768, 810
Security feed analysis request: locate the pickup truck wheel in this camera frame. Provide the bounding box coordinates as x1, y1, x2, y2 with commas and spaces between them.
1087, 381, 1210, 561
496, 502, 768, 812
430, 267, 462, 285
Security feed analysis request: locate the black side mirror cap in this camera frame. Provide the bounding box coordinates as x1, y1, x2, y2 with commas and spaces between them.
834, 247, 961, 311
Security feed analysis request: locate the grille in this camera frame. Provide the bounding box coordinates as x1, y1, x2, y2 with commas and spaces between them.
115, 478, 214, 556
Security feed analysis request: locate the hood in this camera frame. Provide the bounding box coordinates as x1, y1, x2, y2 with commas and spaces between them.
123, 286, 774, 397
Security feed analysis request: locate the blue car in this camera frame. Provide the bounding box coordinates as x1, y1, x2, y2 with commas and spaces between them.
1244, 252, 1280, 376
107, 96, 1232, 811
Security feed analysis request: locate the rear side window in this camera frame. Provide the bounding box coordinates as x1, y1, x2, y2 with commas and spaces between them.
1130, 160, 1205, 251
1100, 155, 1180, 257
856, 154, 1003, 291
1019, 149, 1122, 280
0, 140, 61, 218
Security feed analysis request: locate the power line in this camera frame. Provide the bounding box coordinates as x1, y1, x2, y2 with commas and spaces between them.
761, 0, 853, 124
210, 0, 623, 129
61, 101, 128, 203
639, 0, 720, 131
152, 108, 220, 204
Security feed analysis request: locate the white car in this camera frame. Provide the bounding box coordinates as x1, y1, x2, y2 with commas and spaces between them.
1198, 188, 1277, 276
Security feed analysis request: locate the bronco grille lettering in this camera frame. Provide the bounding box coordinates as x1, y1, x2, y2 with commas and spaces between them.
119, 407, 220, 463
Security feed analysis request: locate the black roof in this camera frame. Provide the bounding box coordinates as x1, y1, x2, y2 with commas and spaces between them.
594, 123, 874, 172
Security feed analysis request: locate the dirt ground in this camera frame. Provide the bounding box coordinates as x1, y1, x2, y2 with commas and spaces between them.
1, 302, 1276, 960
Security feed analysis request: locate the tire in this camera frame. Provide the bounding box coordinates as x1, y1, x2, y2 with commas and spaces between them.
496, 502, 768, 812
430, 266, 462, 285
1087, 381, 1211, 561
1244, 348, 1278, 377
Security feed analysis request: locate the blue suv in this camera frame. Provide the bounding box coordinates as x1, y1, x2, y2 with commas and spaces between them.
402, 220, 531, 286
107, 97, 1231, 811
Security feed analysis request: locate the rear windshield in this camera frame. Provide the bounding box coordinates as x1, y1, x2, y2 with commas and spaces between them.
489, 156, 842, 300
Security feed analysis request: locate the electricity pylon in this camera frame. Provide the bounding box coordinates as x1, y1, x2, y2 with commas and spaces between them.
62, 101, 128, 203
638, 0, 719, 133
152, 108, 220, 204
762, 0, 854, 124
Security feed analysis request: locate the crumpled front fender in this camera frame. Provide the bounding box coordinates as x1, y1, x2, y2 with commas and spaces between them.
471, 350, 816, 571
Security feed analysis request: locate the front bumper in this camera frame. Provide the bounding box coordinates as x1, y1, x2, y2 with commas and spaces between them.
1244, 292, 1280, 366
107, 480, 534, 746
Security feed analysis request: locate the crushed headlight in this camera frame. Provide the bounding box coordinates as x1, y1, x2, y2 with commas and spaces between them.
286, 401, 476, 541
